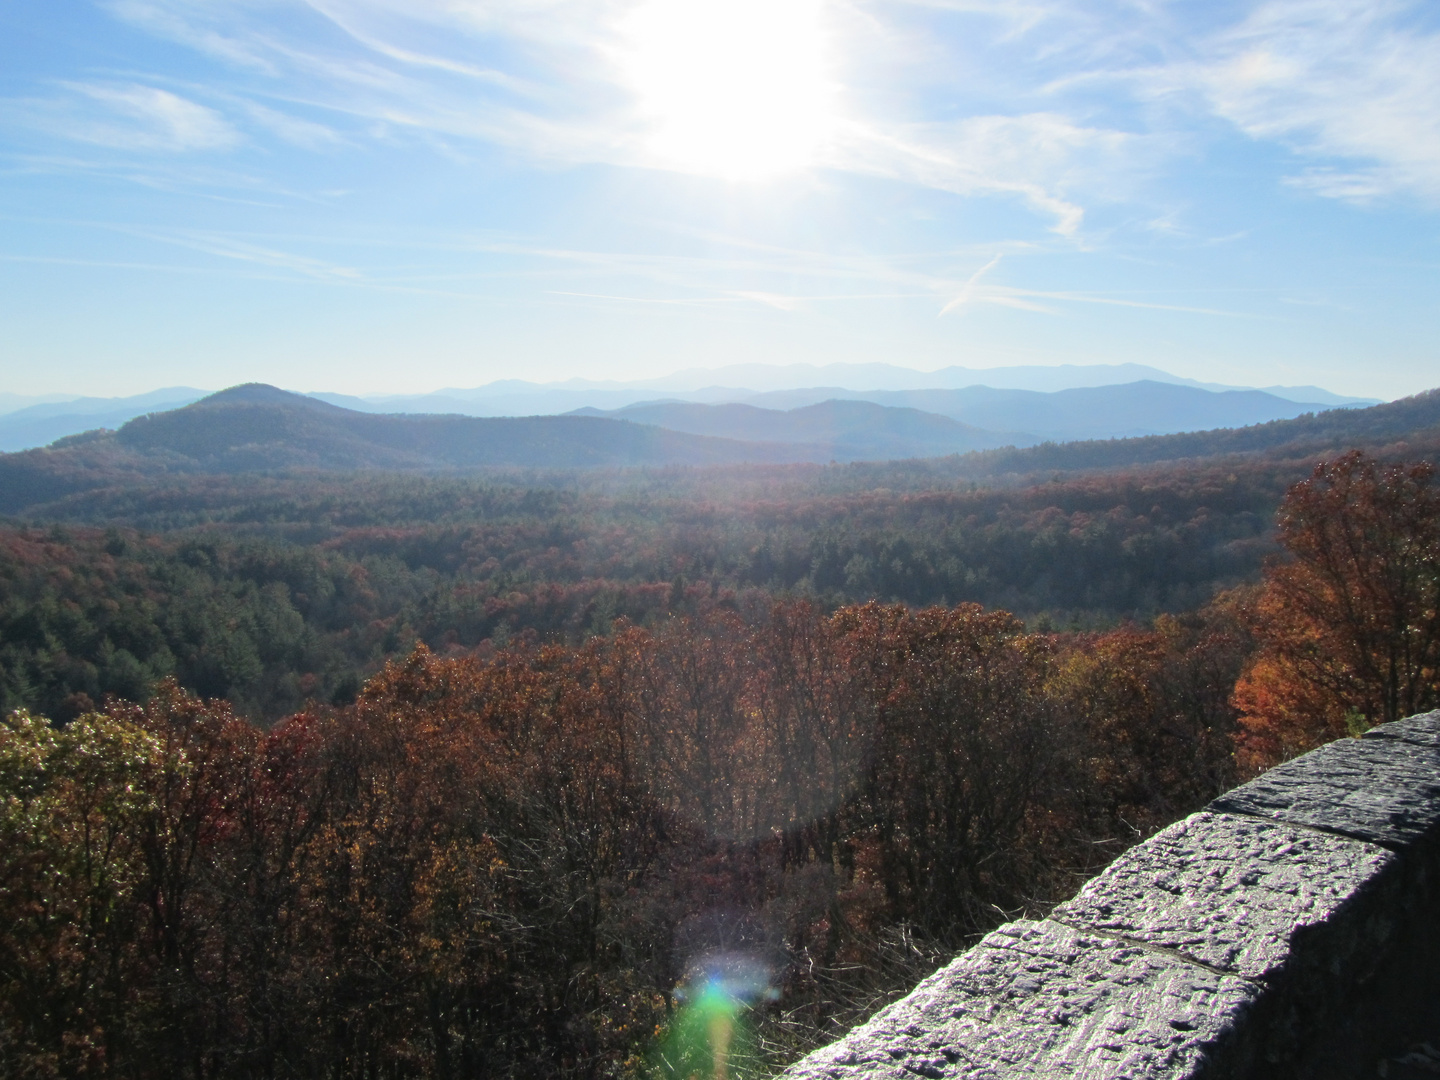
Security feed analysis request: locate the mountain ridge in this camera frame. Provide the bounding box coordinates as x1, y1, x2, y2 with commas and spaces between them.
571, 398, 1024, 457
1, 371, 1379, 453
312, 370, 1375, 419
579, 381, 1356, 445
1, 384, 1437, 520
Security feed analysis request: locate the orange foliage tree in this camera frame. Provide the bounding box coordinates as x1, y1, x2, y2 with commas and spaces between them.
1049, 597, 1252, 838
1235, 451, 1440, 769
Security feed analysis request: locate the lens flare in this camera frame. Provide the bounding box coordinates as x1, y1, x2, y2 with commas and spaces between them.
650, 953, 778, 1079
617, 0, 837, 181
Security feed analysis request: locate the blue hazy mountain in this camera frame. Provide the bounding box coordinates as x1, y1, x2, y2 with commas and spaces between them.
2, 384, 1436, 517
312, 363, 1375, 417
0, 388, 207, 452
106, 384, 809, 470
3, 366, 1378, 452
568, 382, 1359, 447
571, 399, 1024, 459
727, 381, 1353, 441
613, 362, 1374, 404
305, 371, 1375, 436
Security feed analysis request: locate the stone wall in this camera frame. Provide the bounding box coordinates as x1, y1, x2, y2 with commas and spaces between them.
779, 709, 1440, 1080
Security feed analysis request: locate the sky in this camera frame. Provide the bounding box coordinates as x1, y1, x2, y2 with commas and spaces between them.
1, 0, 1438, 401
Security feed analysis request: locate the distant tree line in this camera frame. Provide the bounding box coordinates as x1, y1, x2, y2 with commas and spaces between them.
0, 458, 1300, 725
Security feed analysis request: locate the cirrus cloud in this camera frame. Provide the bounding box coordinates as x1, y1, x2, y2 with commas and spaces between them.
20, 0, 1440, 223
6, 83, 241, 153
1193, 0, 1440, 202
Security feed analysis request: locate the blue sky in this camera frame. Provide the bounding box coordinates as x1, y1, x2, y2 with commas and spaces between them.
1, 0, 1438, 400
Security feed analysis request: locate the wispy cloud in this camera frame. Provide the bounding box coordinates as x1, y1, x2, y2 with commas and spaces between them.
111, 225, 364, 280
240, 101, 345, 149
102, 0, 284, 74
450, 234, 1253, 319
939, 253, 1003, 315
996, 288, 1254, 318
731, 291, 803, 311
833, 115, 1112, 234
82, 0, 1139, 233
297, 0, 540, 90
3, 83, 241, 153
1157, 0, 1440, 203
0, 150, 326, 208
22, 0, 1440, 228
547, 290, 738, 306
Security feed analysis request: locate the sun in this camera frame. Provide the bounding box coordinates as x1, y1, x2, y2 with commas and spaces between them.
616, 0, 838, 181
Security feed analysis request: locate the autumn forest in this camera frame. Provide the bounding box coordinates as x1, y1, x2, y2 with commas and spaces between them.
3, 430, 1440, 1078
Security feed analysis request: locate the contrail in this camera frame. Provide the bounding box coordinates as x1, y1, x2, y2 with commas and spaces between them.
939, 253, 1002, 316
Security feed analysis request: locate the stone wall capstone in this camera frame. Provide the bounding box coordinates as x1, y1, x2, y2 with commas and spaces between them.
778, 709, 1440, 1080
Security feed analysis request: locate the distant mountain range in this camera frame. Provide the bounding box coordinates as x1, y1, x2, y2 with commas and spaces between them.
314, 362, 1375, 407
0, 388, 207, 453
570, 399, 1019, 460
115, 384, 807, 468
577, 382, 1350, 446
0, 385, 814, 513
0, 363, 1380, 453
942, 386, 1440, 483
1, 383, 1437, 518
308, 363, 1373, 419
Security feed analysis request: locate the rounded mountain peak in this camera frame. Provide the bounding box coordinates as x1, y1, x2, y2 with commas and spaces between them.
195, 384, 342, 412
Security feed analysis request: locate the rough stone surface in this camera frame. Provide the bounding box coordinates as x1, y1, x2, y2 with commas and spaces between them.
780, 714, 1440, 1080
1361, 709, 1440, 748
1051, 811, 1392, 980
782, 920, 1256, 1080
1207, 735, 1440, 848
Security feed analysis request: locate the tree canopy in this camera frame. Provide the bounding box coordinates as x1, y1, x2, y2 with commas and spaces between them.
1236, 451, 1440, 767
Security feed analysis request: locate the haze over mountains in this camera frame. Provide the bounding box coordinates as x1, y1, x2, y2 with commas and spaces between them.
2, 382, 1437, 519
0, 363, 1380, 453
314, 362, 1374, 409
569, 400, 1018, 460
577, 381, 1354, 446
107, 384, 800, 468
310, 362, 1373, 420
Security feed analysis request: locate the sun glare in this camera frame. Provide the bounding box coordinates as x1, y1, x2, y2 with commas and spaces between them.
618, 0, 837, 181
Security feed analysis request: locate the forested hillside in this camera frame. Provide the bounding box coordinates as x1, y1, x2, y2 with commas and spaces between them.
0, 457, 1295, 724
2, 388, 1438, 1079
0, 385, 804, 513
4, 391, 1440, 727
6, 447, 1436, 1079
1, 386, 1438, 517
